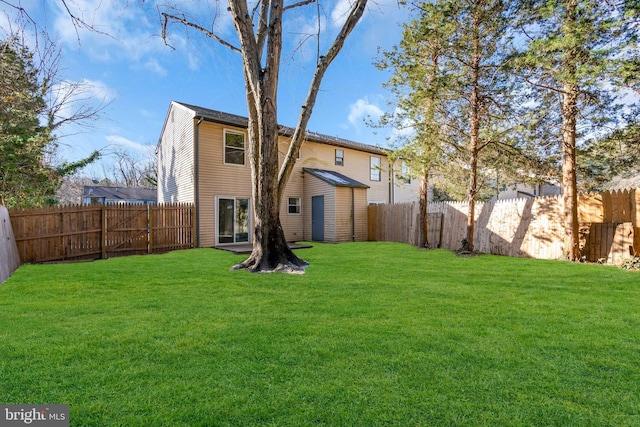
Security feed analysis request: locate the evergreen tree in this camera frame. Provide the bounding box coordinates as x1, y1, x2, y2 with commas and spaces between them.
0, 37, 99, 208
378, 0, 535, 251
0, 38, 56, 207
578, 116, 640, 192
511, 0, 637, 260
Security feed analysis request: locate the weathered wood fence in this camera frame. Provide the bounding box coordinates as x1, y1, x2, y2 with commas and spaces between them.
1, 205, 21, 283
369, 188, 640, 264
9, 203, 195, 264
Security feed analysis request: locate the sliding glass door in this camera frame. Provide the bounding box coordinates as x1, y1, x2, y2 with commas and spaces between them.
217, 197, 250, 244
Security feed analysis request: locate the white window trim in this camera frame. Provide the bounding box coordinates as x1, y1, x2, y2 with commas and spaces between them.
370, 156, 381, 181
287, 197, 302, 215
223, 129, 246, 167
400, 162, 411, 184
335, 149, 344, 166
215, 195, 252, 245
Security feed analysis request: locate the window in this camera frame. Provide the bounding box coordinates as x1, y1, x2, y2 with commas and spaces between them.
370, 156, 381, 181
288, 197, 301, 215
400, 162, 411, 184
224, 130, 245, 165
335, 149, 344, 166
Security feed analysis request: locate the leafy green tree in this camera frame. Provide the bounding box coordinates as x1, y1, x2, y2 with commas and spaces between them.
0, 37, 99, 208
0, 38, 55, 207
511, 0, 637, 260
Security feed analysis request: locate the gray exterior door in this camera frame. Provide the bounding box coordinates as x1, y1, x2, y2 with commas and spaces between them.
311, 195, 324, 241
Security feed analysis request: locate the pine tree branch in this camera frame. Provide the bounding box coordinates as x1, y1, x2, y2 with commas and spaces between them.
523, 76, 565, 95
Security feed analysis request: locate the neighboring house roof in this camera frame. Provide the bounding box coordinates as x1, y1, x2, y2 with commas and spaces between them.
604, 174, 640, 191
83, 186, 157, 202
303, 168, 369, 188
170, 101, 389, 156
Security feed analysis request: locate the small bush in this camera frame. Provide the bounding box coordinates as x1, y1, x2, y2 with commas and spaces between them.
620, 256, 640, 271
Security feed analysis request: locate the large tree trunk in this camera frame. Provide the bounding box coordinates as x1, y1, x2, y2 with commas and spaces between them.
420, 170, 430, 248
561, 84, 580, 261
228, 0, 306, 273
560, 0, 581, 261
464, 8, 482, 253
225, 0, 366, 273
162, 0, 367, 273
232, 103, 307, 273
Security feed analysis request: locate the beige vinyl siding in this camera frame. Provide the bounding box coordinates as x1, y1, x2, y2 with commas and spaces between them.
160, 102, 401, 247
278, 138, 304, 242
389, 160, 421, 203
197, 121, 252, 247
296, 141, 390, 204
157, 103, 195, 204
280, 193, 304, 242
335, 187, 368, 242
303, 175, 336, 242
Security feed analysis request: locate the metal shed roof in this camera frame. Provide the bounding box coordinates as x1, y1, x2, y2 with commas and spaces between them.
303, 168, 369, 189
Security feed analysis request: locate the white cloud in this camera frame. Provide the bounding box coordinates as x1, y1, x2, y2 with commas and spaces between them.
106, 135, 155, 155
142, 59, 168, 76
51, 0, 169, 73
348, 97, 384, 129
331, 0, 354, 28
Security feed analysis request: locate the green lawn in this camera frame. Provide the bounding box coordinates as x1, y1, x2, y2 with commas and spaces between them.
1, 242, 639, 426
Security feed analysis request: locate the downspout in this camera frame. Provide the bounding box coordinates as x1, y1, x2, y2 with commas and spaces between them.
389, 163, 395, 204
195, 116, 204, 248
351, 187, 355, 242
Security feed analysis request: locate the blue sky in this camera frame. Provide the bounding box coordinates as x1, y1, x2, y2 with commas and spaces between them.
0, 0, 409, 177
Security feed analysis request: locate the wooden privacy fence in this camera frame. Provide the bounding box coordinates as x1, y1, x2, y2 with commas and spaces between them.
9, 203, 195, 263
369, 188, 640, 264
0, 205, 20, 283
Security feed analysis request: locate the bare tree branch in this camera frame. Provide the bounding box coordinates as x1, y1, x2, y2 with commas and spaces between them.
278, 0, 368, 197
255, 0, 270, 58
161, 12, 242, 53
284, 0, 316, 12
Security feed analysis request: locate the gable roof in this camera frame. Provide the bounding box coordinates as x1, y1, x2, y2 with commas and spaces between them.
173, 101, 388, 156
303, 168, 369, 189
83, 186, 157, 202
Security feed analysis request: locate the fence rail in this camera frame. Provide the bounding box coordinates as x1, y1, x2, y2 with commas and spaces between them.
368, 188, 640, 264
9, 203, 194, 264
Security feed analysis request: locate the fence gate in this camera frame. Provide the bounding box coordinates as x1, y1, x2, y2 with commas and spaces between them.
583, 222, 635, 264
103, 205, 150, 258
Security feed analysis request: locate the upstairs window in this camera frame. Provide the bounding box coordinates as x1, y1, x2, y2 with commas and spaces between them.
335, 149, 344, 166
224, 130, 245, 165
400, 162, 411, 184
370, 156, 381, 181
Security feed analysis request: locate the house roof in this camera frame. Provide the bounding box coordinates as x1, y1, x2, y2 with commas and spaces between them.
83, 186, 157, 202
303, 168, 369, 189
173, 101, 389, 156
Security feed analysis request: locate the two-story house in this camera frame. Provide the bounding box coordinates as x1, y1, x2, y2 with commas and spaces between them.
156, 101, 417, 248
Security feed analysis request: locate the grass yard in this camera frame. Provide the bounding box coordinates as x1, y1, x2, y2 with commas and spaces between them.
1, 242, 639, 426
